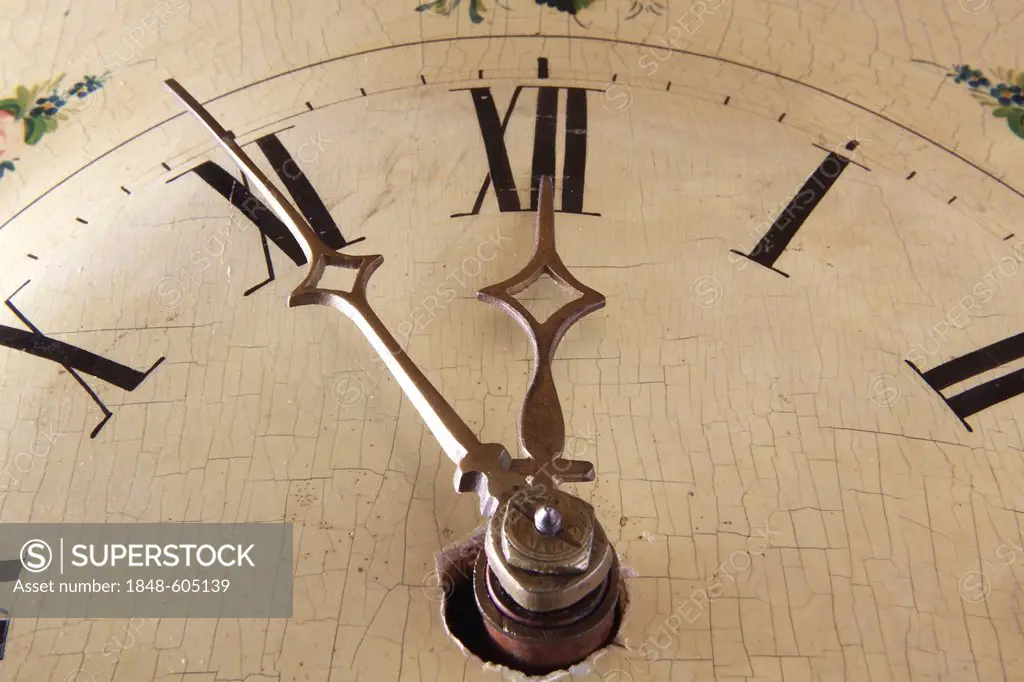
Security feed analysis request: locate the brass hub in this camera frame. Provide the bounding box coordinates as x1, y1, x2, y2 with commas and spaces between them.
473, 549, 621, 674
485, 489, 614, 612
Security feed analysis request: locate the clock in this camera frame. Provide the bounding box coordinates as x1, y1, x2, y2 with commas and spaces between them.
1, 3, 1023, 680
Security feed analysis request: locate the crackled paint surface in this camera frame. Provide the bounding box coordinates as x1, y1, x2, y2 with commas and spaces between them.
0, 2, 1023, 682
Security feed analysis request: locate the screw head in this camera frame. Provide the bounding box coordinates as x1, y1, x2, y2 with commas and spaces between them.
500, 488, 594, 574
534, 505, 563, 535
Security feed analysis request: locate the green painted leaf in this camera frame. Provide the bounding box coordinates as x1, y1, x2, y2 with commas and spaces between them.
455, 0, 478, 21
41, 116, 60, 133
1017, 71, 1024, 89
1007, 111, 1024, 140
14, 85, 32, 110
0, 98, 20, 117
992, 106, 1019, 118
418, 0, 459, 15
23, 117, 45, 145
573, 0, 595, 10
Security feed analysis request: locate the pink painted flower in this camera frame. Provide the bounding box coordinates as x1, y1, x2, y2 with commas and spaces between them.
0, 109, 26, 164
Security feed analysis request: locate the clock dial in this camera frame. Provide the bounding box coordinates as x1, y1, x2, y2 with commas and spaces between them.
1, 4, 1023, 681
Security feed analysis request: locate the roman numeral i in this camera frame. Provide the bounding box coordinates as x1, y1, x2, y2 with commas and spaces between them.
732, 141, 862, 277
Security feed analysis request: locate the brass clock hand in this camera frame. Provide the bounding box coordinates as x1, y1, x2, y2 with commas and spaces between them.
164, 79, 525, 517
166, 84, 620, 671
472, 182, 619, 664
477, 176, 605, 486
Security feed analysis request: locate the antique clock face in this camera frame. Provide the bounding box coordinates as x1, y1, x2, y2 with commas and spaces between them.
1, 3, 1023, 681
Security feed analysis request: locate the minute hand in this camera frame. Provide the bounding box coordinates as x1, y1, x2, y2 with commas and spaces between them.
165, 79, 524, 516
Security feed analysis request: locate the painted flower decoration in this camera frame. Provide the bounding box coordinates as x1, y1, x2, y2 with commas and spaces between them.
68, 75, 104, 98
535, 0, 593, 14
415, 0, 593, 23
415, 0, 489, 23
0, 72, 109, 183
948, 65, 1024, 141
29, 92, 67, 119
952, 65, 991, 89
990, 83, 1024, 106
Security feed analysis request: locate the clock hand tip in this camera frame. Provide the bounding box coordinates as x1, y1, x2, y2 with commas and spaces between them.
476, 285, 499, 302
163, 78, 189, 101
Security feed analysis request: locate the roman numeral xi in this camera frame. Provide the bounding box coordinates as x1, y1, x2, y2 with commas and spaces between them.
454, 57, 598, 218
172, 133, 364, 296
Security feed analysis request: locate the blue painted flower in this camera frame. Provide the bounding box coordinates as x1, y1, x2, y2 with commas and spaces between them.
952, 65, 990, 88
68, 75, 104, 98
990, 83, 1024, 106
29, 92, 66, 117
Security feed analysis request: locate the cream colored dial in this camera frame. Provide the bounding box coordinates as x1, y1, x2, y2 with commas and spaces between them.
1, 3, 1023, 681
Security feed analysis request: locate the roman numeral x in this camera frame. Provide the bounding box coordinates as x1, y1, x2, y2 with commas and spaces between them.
0, 281, 164, 438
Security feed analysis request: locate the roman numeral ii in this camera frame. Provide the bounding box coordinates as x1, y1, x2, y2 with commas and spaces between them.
907, 331, 1024, 432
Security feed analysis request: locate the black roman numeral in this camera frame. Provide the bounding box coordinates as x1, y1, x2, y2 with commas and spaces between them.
454, 58, 598, 217
0, 558, 16, 659
0, 281, 164, 438
175, 133, 363, 296
907, 331, 1024, 432
732, 141, 860, 277
0, 608, 9, 660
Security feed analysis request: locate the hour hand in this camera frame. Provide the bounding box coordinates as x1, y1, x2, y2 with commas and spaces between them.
164, 79, 525, 516
477, 176, 605, 485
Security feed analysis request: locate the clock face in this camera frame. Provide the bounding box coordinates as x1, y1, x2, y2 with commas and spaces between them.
1, 5, 1023, 681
